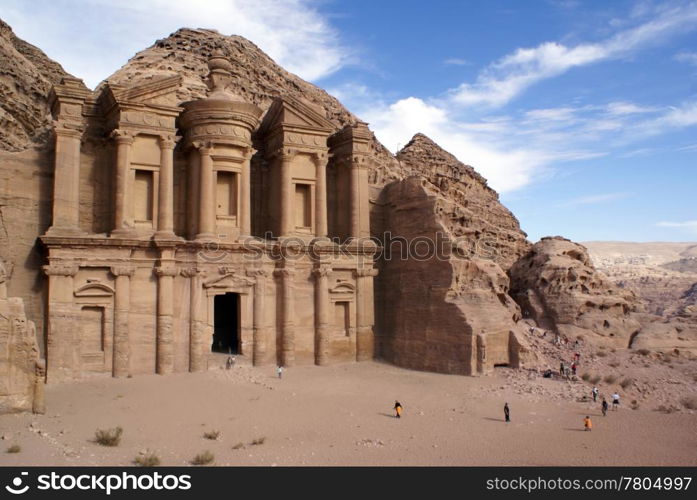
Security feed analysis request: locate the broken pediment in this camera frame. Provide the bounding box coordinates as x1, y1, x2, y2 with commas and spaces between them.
259, 95, 335, 136
204, 272, 255, 290
106, 75, 182, 107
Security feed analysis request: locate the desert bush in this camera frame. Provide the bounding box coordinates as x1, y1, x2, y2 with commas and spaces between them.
232, 442, 245, 450
590, 375, 601, 384
95, 426, 123, 447
581, 373, 591, 381
608, 361, 620, 368
681, 396, 697, 410
596, 350, 608, 357
603, 374, 618, 384
250, 437, 266, 446
134, 450, 160, 467
6, 444, 21, 453
620, 378, 634, 389
203, 430, 220, 440
630, 400, 640, 410
637, 348, 650, 356
192, 450, 214, 465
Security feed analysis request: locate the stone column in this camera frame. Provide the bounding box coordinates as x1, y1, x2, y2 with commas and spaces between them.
47, 126, 83, 234
355, 267, 378, 361
313, 153, 328, 237
240, 150, 253, 236
313, 265, 332, 365
156, 135, 176, 237
182, 267, 206, 372
110, 265, 134, 378
111, 130, 134, 234
274, 268, 295, 366
196, 143, 215, 239
43, 263, 79, 382
155, 265, 177, 374
279, 151, 294, 237
247, 268, 268, 365
349, 156, 370, 238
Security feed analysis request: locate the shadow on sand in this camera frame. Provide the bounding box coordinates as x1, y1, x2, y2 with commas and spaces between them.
484, 417, 506, 422
379, 412, 398, 419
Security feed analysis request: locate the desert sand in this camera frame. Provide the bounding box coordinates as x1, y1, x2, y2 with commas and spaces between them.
1, 357, 695, 467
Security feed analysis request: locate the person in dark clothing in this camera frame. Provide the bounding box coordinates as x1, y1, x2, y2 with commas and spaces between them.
393, 401, 403, 419
504, 403, 510, 423
602, 398, 609, 417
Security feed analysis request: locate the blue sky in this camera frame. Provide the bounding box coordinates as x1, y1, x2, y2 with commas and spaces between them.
3, 0, 696, 242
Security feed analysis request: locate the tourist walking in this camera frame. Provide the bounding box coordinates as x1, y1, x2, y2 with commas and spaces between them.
504, 402, 510, 423
602, 398, 608, 417
276, 365, 283, 379
571, 362, 577, 376
592, 387, 598, 402
583, 415, 592, 431
612, 392, 620, 410
394, 401, 403, 419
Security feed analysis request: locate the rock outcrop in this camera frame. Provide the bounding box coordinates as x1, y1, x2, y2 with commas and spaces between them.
375, 178, 535, 374
0, 19, 72, 151
509, 237, 642, 347
0, 261, 44, 414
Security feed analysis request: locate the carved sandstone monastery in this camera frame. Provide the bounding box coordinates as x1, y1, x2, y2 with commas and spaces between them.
1, 24, 687, 413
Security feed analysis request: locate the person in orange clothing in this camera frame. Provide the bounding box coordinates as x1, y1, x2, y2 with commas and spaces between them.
584, 415, 593, 431
394, 401, 403, 419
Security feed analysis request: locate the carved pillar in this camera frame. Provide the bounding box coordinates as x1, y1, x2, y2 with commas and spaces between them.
156, 135, 176, 237
313, 265, 332, 365
111, 265, 134, 378
196, 143, 215, 239
155, 266, 177, 374
476, 333, 488, 375
313, 153, 328, 237
275, 267, 295, 366
349, 156, 370, 238
247, 268, 268, 365
181, 267, 206, 372
355, 267, 378, 361
47, 126, 83, 234
240, 150, 253, 236
279, 151, 294, 237
111, 130, 134, 234
43, 263, 79, 382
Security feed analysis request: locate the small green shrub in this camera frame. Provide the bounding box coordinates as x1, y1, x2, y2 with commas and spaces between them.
6, 444, 21, 453
250, 437, 266, 446
134, 451, 160, 467
192, 450, 214, 466
603, 374, 618, 384
203, 430, 220, 440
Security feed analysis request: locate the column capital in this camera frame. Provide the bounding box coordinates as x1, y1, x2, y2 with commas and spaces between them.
154, 266, 178, 277
110, 129, 134, 145
354, 267, 379, 278
158, 134, 179, 150
311, 151, 328, 167
53, 123, 84, 139
180, 266, 206, 278
192, 140, 213, 155
110, 265, 135, 277
274, 268, 295, 279
246, 268, 270, 279
312, 266, 332, 279
43, 263, 79, 277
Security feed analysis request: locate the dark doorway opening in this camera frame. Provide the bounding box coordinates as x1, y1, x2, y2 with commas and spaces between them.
213, 293, 240, 354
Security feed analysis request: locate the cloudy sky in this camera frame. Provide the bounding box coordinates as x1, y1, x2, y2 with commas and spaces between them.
3, 0, 696, 242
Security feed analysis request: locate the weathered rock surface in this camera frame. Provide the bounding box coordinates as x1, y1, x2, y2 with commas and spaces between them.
509, 237, 642, 347
0, 19, 72, 151
0, 261, 44, 414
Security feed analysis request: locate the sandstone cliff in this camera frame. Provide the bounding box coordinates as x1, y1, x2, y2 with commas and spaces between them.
0, 19, 72, 151
509, 237, 642, 347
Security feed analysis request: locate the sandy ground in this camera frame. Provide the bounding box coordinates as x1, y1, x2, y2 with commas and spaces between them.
1, 358, 696, 466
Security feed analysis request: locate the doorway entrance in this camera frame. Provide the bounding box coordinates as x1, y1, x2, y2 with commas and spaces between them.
212, 293, 240, 354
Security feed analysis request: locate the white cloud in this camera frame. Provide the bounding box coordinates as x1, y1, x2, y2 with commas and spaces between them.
633, 101, 697, 136
443, 58, 471, 66
656, 220, 697, 234
450, 1, 697, 108
675, 51, 697, 65
2, 0, 347, 88
606, 101, 658, 115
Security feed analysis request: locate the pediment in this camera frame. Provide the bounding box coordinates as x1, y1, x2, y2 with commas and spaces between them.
204, 273, 255, 289
74, 282, 115, 297
260, 95, 334, 135
103, 75, 182, 108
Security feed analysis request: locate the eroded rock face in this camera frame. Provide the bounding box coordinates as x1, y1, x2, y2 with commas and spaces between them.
375, 177, 534, 374
0, 19, 72, 151
0, 262, 44, 414
509, 237, 642, 347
